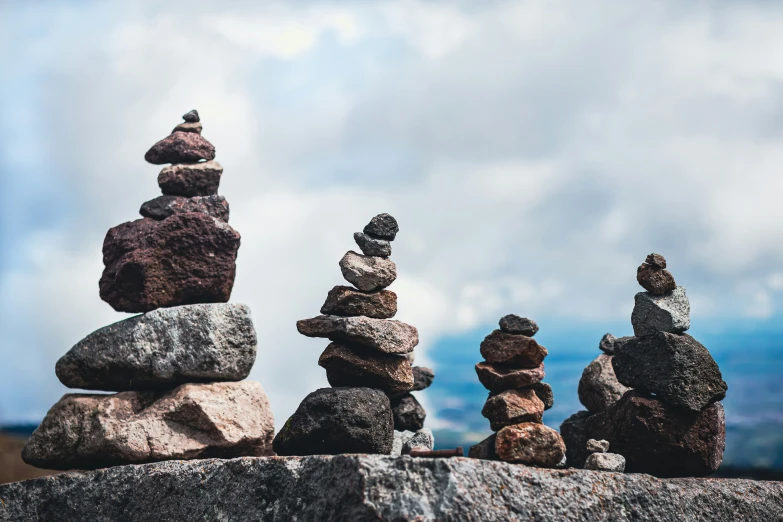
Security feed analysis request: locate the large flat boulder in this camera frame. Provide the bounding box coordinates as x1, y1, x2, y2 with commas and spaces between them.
297, 315, 418, 354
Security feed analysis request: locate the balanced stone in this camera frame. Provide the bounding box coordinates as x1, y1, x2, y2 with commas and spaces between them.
363, 213, 398, 240
391, 393, 426, 431
172, 121, 202, 134
144, 131, 215, 164
559, 410, 592, 469
475, 362, 545, 392
646, 253, 666, 268
631, 286, 691, 337
22, 381, 274, 470
320, 285, 397, 319
468, 433, 498, 460
482, 389, 544, 431
498, 315, 539, 336
158, 160, 223, 197
637, 259, 676, 295
577, 354, 630, 413
599, 333, 633, 355
531, 382, 554, 410
354, 232, 392, 257
479, 330, 547, 367
613, 332, 727, 411
99, 213, 240, 313
297, 315, 418, 354
183, 110, 200, 122
140, 195, 229, 222
339, 251, 397, 292
584, 452, 625, 472
495, 423, 566, 467
401, 429, 435, 455
317, 342, 413, 395
56, 303, 256, 391
273, 387, 393, 456
411, 366, 435, 391
586, 439, 610, 453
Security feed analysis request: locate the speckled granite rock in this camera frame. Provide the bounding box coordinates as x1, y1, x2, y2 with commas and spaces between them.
631, 286, 690, 337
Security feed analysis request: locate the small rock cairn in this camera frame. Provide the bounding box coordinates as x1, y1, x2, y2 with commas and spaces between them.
561, 254, 728, 477
274, 214, 433, 456
583, 439, 625, 472
468, 315, 566, 467
22, 111, 275, 470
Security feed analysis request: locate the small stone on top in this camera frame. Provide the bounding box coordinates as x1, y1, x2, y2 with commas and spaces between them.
645, 253, 667, 269
498, 314, 539, 336
183, 110, 200, 123
363, 213, 399, 240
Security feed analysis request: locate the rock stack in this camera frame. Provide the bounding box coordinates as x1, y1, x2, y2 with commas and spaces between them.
22, 112, 275, 470
468, 315, 565, 467
583, 439, 625, 472
561, 254, 728, 477
274, 214, 432, 456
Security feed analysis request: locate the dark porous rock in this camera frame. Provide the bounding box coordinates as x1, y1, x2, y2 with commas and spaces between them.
183, 109, 200, 122
586, 439, 610, 454
577, 354, 630, 413
637, 262, 676, 295
144, 131, 215, 164
354, 232, 392, 257
584, 452, 625, 472
468, 433, 498, 460
631, 286, 690, 337
22, 381, 274, 470
99, 213, 240, 313
339, 251, 397, 292
56, 303, 256, 391
495, 423, 566, 467
363, 213, 399, 240
139, 194, 229, 222
172, 121, 202, 134
273, 387, 393, 456
613, 332, 727, 411
318, 342, 413, 395
599, 333, 635, 355
157, 160, 223, 197
297, 315, 418, 354
475, 362, 545, 393
480, 330, 547, 367
411, 366, 435, 391
531, 382, 554, 410
320, 285, 397, 319
498, 314, 539, 336
482, 389, 544, 431
646, 253, 667, 269
391, 393, 426, 432
560, 410, 592, 468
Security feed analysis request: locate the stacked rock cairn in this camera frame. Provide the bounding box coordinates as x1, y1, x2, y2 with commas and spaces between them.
274, 214, 434, 456
22, 111, 275, 470
468, 315, 566, 467
561, 254, 728, 477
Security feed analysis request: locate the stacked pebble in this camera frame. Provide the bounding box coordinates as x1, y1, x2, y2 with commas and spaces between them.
468, 315, 566, 468
274, 214, 433, 456
583, 439, 625, 472
22, 112, 275, 470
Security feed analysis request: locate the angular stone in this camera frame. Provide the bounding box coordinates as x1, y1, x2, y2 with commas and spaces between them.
475, 362, 545, 393
183, 109, 200, 122
22, 381, 273, 470
339, 251, 397, 292
480, 330, 547, 367
468, 433, 499, 460
646, 253, 667, 269
631, 286, 691, 337
613, 332, 727, 411
56, 303, 256, 391
584, 452, 625, 472
411, 366, 435, 391
157, 160, 223, 197
318, 342, 413, 395
498, 315, 539, 336
586, 439, 610, 454
495, 423, 566, 467
139, 195, 229, 222
402, 429, 434, 455
99, 213, 240, 313
599, 333, 616, 354
144, 131, 215, 164
172, 121, 202, 134
577, 354, 630, 413
531, 382, 554, 410
482, 389, 544, 431
319, 285, 397, 319
354, 232, 392, 257
560, 410, 592, 469
637, 263, 676, 295
391, 393, 426, 432
297, 315, 418, 355
363, 213, 398, 240
273, 387, 393, 456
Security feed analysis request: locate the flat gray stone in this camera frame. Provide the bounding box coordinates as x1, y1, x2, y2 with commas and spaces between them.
498, 314, 539, 336
401, 429, 434, 455
586, 439, 610, 453
631, 286, 690, 337
354, 232, 392, 257
577, 354, 630, 413
339, 251, 397, 292
584, 452, 625, 472
157, 160, 223, 197
297, 315, 418, 354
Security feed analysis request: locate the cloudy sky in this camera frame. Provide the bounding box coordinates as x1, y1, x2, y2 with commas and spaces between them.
2, 1, 783, 436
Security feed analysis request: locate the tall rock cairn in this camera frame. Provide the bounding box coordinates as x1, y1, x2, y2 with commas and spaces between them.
22, 111, 275, 470
274, 214, 431, 456
468, 315, 566, 467
561, 254, 728, 477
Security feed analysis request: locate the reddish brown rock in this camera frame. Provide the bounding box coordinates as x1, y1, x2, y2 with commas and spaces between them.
637, 263, 676, 295
157, 161, 223, 197
475, 362, 545, 393
139, 195, 229, 222
482, 389, 544, 431
319, 286, 397, 319
144, 131, 216, 164
99, 213, 240, 313
646, 253, 667, 269
479, 330, 547, 368
495, 423, 566, 467
318, 342, 413, 395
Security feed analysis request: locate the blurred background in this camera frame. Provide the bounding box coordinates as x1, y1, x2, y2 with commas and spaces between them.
2, 0, 783, 482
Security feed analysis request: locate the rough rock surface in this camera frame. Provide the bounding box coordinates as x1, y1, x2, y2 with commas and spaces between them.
584, 452, 625, 472
157, 160, 223, 197
646, 253, 667, 268
297, 315, 418, 354
354, 232, 392, 257
613, 332, 727, 411
637, 263, 676, 295
363, 213, 398, 240
144, 131, 215, 164
586, 439, 610, 453
468, 434, 498, 460
172, 121, 202, 134
531, 382, 554, 410
498, 314, 539, 336
139, 194, 229, 222
22, 381, 273, 470
479, 330, 547, 367
273, 388, 393, 456
411, 366, 435, 391
560, 410, 592, 469
598, 333, 636, 355
56, 303, 256, 391
99, 213, 240, 313
2, 455, 780, 522
391, 393, 426, 432
402, 430, 435, 455
475, 362, 545, 392
318, 342, 413, 395
482, 389, 544, 431
495, 423, 566, 467
320, 286, 397, 319
631, 286, 690, 337
577, 354, 630, 413
339, 251, 397, 292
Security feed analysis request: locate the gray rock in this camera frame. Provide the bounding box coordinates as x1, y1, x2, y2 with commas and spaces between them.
320, 285, 397, 319
411, 366, 435, 391
297, 315, 418, 354
139, 194, 229, 222
22, 381, 274, 470
354, 232, 392, 257
560, 410, 592, 468
318, 342, 413, 395
598, 333, 615, 354
586, 439, 610, 454
498, 314, 539, 336
56, 303, 256, 391
584, 452, 625, 472
339, 251, 397, 291
391, 393, 426, 431
390, 430, 410, 456
613, 332, 727, 411
182, 109, 200, 122
172, 121, 202, 134
631, 286, 690, 337
402, 429, 434, 455
363, 213, 399, 240
468, 433, 498, 460
531, 382, 554, 410
157, 160, 223, 197
577, 354, 630, 413
475, 362, 545, 393
273, 387, 393, 456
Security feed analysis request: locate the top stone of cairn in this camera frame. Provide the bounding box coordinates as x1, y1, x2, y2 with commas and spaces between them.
498, 314, 539, 336
183, 110, 200, 122
637, 253, 676, 295
363, 213, 399, 240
